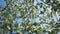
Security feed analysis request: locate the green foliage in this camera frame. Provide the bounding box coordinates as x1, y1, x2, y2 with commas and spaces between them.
0, 0, 60, 34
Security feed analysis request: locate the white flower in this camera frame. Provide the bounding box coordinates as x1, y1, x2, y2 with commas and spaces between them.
36, 26, 40, 29
29, 30, 31, 33
20, 32, 22, 34
33, 32, 36, 34
57, 0, 60, 3
56, 12, 59, 16
40, 24, 50, 29
7, 26, 11, 30
46, 28, 52, 32
26, 26, 29, 28
46, 18, 51, 23
32, 25, 36, 28
35, 17, 41, 23
53, 18, 57, 22
33, 0, 37, 6
34, 28, 37, 31
20, 26, 24, 28
39, 14, 44, 17
37, 5, 40, 9
40, 7, 44, 11
47, 7, 52, 13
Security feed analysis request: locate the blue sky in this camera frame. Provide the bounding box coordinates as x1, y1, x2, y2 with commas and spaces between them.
0, 0, 6, 7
